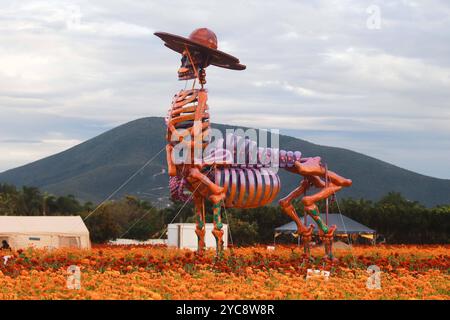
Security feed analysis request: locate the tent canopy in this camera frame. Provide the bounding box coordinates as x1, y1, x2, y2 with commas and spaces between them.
275, 213, 375, 235
0, 216, 89, 236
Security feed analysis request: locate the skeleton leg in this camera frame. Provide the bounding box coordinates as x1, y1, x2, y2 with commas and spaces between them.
186, 167, 225, 256
166, 145, 177, 176
295, 159, 352, 187
188, 167, 225, 203
302, 181, 342, 259
293, 158, 351, 258
302, 181, 342, 209
279, 179, 314, 256
193, 195, 206, 254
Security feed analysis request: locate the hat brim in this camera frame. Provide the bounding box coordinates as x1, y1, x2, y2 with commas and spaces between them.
154, 32, 246, 71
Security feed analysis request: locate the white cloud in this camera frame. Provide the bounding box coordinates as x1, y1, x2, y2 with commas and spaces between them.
0, 138, 81, 171
322, 47, 450, 94
253, 80, 365, 99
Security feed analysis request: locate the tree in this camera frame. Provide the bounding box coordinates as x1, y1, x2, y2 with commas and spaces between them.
227, 215, 259, 246
55, 194, 83, 214
81, 208, 122, 243
20, 186, 42, 215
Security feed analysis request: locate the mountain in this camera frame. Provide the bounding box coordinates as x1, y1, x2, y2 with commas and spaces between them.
0, 117, 449, 207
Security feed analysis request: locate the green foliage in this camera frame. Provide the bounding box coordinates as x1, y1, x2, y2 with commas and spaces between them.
0, 183, 83, 216
81, 196, 165, 243
226, 206, 291, 244
1, 184, 449, 244
227, 216, 259, 246
81, 209, 122, 243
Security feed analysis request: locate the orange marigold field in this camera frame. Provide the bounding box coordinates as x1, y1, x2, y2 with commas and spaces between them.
0, 245, 448, 300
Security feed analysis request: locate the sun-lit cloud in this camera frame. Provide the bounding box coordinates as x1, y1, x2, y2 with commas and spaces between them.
0, 0, 449, 179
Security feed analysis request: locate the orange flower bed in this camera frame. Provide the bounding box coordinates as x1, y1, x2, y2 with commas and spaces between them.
0, 245, 448, 300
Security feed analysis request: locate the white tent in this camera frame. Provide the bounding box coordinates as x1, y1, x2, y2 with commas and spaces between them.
0, 216, 91, 250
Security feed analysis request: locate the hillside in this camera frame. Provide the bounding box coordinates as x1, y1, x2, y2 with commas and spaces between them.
0, 117, 449, 206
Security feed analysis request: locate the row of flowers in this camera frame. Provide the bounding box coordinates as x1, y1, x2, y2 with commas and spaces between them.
0, 245, 448, 299
0, 266, 448, 300
1, 245, 448, 277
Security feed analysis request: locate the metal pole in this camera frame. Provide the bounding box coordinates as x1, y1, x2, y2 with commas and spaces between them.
325, 164, 329, 225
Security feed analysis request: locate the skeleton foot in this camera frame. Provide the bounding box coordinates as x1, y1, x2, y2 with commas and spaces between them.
212, 227, 224, 258
195, 227, 206, 254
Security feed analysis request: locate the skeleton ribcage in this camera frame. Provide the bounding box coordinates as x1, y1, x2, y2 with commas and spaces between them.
213, 167, 280, 208
166, 89, 210, 151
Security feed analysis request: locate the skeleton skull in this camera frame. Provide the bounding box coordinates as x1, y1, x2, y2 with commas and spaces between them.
178, 49, 210, 81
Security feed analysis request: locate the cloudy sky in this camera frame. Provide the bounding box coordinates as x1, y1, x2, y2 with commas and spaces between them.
1, 0, 449, 178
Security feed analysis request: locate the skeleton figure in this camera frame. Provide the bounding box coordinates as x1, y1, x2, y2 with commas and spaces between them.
155, 28, 352, 259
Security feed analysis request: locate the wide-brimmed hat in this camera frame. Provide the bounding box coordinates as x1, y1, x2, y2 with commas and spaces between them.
154, 28, 246, 70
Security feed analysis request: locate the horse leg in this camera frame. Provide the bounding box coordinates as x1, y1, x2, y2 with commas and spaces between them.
193, 194, 206, 254
294, 158, 350, 259
302, 178, 342, 260
188, 167, 225, 202
294, 159, 352, 188
186, 167, 226, 257
211, 199, 225, 258
279, 179, 314, 257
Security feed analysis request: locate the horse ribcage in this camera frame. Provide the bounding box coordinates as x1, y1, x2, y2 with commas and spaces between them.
214, 167, 280, 208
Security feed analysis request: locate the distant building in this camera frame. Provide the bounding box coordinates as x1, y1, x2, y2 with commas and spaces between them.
275, 213, 376, 243
0, 216, 91, 250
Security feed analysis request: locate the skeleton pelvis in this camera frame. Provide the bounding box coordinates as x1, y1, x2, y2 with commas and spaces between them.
213, 167, 280, 208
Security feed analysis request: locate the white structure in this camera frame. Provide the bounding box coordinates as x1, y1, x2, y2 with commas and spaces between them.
167, 223, 228, 251
0, 216, 91, 250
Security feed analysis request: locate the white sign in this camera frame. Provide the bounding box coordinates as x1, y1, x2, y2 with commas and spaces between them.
366, 265, 382, 289
66, 265, 81, 290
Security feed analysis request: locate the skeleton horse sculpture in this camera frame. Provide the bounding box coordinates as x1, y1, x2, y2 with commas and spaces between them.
154, 28, 352, 259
